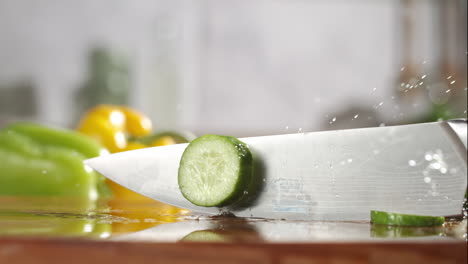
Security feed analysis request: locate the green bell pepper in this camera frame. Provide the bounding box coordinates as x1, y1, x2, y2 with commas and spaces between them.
0, 122, 111, 201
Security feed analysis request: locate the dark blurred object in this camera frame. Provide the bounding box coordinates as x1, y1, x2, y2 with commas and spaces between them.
0, 81, 37, 126
74, 47, 130, 124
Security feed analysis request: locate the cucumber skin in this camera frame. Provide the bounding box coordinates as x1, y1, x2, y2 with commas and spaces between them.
178, 135, 253, 207
370, 210, 445, 227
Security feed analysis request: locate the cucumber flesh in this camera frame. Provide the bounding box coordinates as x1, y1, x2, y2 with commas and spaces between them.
371, 210, 445, 227
178, 135, 253, 207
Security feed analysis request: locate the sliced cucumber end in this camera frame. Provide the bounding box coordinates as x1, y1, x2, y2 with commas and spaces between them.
178, 135, 253, 207
370, 210, 445, 227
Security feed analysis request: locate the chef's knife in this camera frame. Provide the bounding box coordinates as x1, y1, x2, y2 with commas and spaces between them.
86, 120, 467, 221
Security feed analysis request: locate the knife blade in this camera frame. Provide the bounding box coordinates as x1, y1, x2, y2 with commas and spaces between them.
85, 120, 467, 221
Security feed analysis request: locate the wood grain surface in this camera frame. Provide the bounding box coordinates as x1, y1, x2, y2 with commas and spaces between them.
0, 238, 466, 264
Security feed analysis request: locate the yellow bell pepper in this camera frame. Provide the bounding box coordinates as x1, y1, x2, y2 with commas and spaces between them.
76, 104, 188, 233
77, 104, 152, 153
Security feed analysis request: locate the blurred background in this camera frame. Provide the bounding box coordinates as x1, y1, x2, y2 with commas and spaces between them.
0, 0, 466, 137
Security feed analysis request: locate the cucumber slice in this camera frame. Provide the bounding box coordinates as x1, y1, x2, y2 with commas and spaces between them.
181, 230, 229, 242
371, 210, 445, 227
178, 135, 253, 207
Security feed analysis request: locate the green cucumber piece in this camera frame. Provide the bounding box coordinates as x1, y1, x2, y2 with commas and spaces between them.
181, 230, 229, 242
178, 135, 253, 207
371, 210, 445, 227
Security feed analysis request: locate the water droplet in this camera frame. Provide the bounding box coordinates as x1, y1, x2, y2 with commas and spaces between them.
353, 114, 359, 119
421, 74, 427, 79
42, 170, 47, 174
373, 149, 380, 155
379, 123, 386, 127
450, 80, 456, 85
347, 158, 353, 163
430, 162, 441, 170
408, 160, 417, 166
372, 87, 377, 92
329, 117, 336, 124
374, 102, 384, 109
297, 128, 303, 133
419, 81, 424, 86
446, 89, 451, 93
284, 126, 289, 131
329, 163, 333, 169
400, 66, 405, 71
424, 153, 433, 161
449, 168, 458, 174
424, 177, 431, 183
243, 191, 249, 195
440, 167, 447, 174
335, 194, 340, 198
446, 75, 452, 80
422, 60, 427, 64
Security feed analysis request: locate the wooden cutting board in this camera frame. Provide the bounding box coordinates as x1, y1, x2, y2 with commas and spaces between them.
0, 238, 466, 264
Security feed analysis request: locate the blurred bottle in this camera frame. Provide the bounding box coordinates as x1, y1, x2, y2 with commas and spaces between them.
74, 47, 130, 124
394, 0, 467, 124
422, 0, 467, 121
0, 80, 37, 127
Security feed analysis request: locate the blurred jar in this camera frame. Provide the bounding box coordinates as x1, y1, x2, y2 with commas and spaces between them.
0, 80, 38, 127
74, 47, 130, 125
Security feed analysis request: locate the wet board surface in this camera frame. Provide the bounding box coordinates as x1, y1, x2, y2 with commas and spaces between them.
0, 197, 466, 263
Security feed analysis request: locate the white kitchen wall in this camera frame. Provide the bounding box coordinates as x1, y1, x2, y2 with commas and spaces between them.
0, 0, 465, 136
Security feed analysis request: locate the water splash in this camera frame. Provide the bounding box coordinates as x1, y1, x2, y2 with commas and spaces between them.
374, 102, 384, 109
